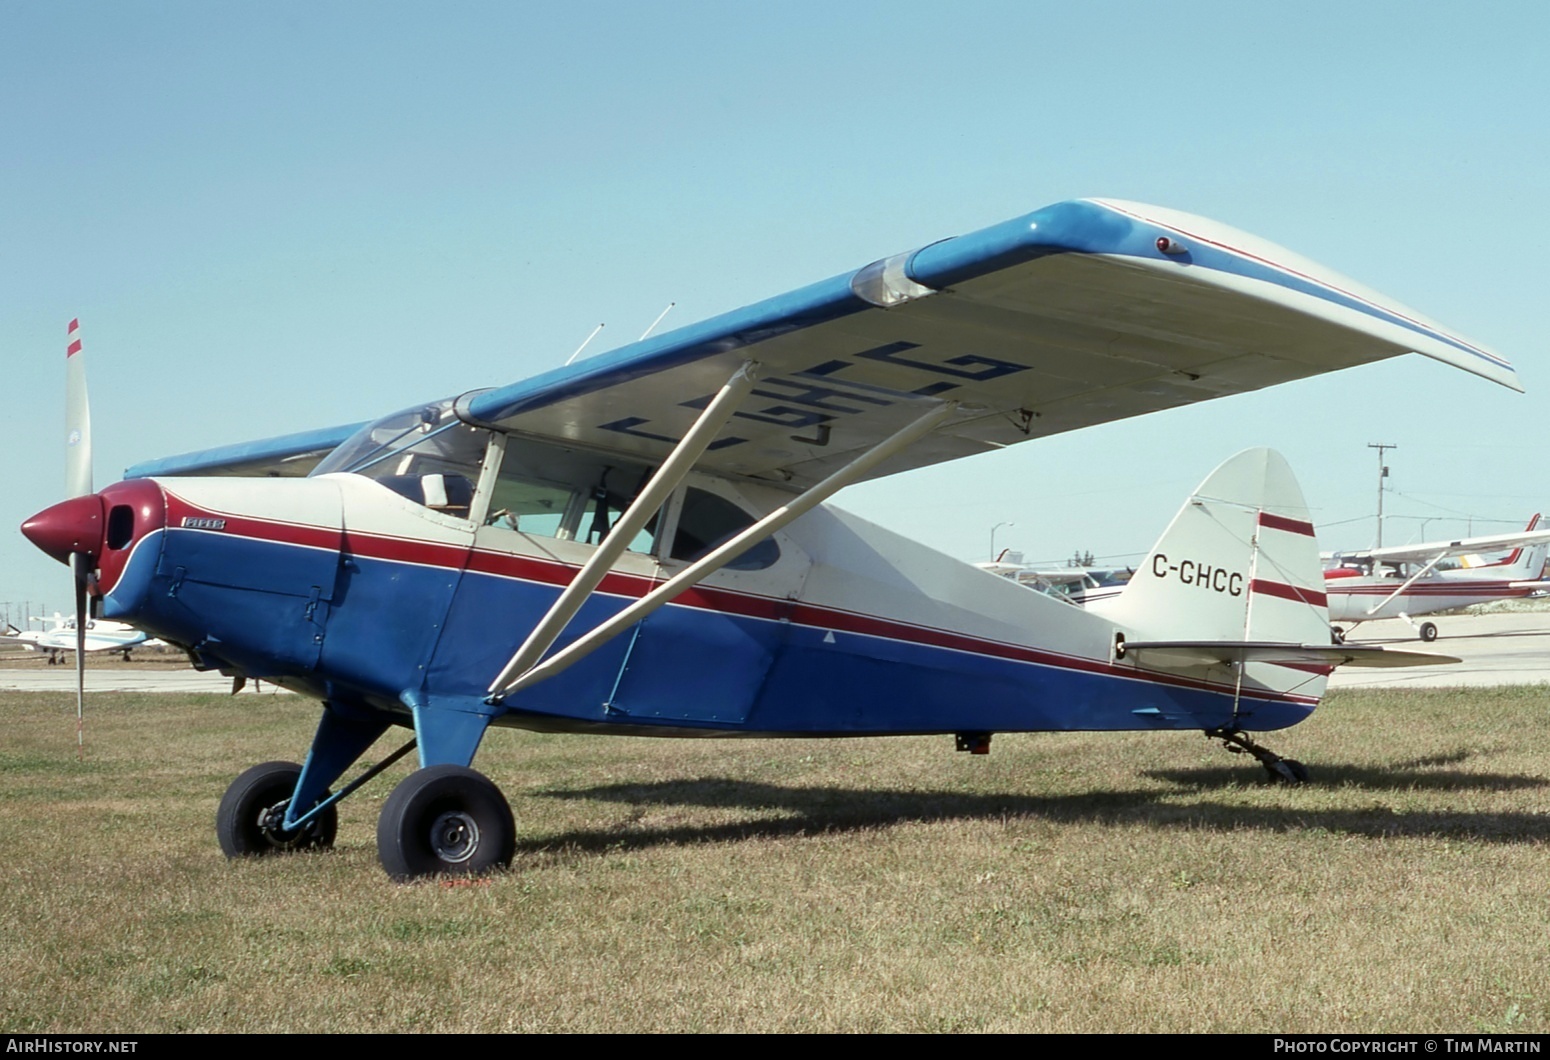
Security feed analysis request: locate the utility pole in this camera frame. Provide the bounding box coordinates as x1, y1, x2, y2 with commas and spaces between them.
1368, 443, 1397, 549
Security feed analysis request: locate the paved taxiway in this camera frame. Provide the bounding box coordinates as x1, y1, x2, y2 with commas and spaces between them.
0, 668, 290, 694
1, 611, 1546, 694
1327, 610, 1550, 690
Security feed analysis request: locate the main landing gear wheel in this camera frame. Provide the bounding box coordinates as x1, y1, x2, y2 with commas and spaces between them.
217, 761, 337, 857
1419, 621, 1439, 643
1331, 626, 1346, 645
377, 765, 515, 881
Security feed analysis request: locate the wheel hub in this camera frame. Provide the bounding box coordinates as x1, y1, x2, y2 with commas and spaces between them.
430, 811, 481, 864
258, 800, 313, 849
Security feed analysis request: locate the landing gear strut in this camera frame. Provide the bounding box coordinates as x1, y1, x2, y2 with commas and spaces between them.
1206, 728, 1310, 784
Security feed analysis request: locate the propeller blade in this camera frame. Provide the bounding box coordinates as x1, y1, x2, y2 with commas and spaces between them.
71, 551, 88, 759
65, 318, 92, 498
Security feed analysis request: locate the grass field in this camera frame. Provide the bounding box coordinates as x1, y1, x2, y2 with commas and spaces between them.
2, 685, 1549, 1033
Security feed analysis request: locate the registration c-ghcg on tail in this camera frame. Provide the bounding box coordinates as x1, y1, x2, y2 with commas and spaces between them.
20, 198, 1517, 879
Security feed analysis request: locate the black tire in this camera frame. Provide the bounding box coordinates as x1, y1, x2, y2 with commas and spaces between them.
1265, 758, 1310, 784
216, 760, 337, 858
377, 765, 515, 881
1331, 627, 1346, 645
1419, 622, 1439, 643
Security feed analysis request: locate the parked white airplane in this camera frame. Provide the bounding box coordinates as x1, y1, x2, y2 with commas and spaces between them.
977, 557, 1134, 606
1323, 515, 1550, 641
3, 613, 156, 662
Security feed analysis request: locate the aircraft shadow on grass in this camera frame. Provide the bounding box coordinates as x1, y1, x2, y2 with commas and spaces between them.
527, 767, 1550, 857
1143, 752, 1547, 793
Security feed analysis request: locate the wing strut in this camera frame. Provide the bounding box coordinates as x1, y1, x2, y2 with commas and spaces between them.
487, 361, 762, 696
486, 399, 958, 703
1363, 550, 1451, 617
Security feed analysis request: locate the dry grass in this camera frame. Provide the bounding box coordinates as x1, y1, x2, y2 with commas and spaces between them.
2, 685, 1549, 1033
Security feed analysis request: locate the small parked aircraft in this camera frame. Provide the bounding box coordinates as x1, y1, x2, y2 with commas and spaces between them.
976, 558, 1134, 606
1324, 516, 1550, 642
21, 199, 1517, 879
3, 612, 154, 663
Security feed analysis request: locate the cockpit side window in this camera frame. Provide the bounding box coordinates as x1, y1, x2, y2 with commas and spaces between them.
485, 476, 576, 538
476, 437, 778, 569
485, 440, 655, 554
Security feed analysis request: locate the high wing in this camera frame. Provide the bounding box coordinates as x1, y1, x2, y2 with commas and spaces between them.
1019, 569, 1094, 585
126, 422, 367, 479
125, 198, 1519, 486
977, 562, 1092, 583
1325, 528, 1550, 567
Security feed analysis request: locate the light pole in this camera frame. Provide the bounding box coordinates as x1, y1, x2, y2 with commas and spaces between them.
990, 521, 1015, 562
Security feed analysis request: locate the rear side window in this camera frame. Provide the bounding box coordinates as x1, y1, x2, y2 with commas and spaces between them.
671, 489, 778, 571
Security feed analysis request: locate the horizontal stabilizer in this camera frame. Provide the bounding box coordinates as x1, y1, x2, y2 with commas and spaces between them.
1117, 639, 1459, 670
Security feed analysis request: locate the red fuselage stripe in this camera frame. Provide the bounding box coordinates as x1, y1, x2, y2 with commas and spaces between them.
156, 494, 1321, 706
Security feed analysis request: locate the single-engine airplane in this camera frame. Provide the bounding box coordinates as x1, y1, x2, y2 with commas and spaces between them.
21, 200, 1518, 880
1324, 515, 1550, 642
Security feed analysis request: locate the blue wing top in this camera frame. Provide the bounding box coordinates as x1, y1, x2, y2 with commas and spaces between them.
126, 198, 1519, 486
126, 422, 366, 479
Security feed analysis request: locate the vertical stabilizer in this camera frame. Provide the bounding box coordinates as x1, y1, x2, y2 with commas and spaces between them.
1501, 514, 1546, 579
1089, 448, 1329, 645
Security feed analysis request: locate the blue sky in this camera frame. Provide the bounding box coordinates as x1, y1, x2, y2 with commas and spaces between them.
3, 1, 1546, 616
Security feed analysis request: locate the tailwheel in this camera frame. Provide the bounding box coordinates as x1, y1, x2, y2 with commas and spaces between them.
377, 765, 515, 881
217, 761, 337, 857
1206, 729, 1311, 785
1268, 758, 1310, 784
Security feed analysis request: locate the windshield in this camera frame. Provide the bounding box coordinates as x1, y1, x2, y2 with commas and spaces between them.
312, 397, 490, 517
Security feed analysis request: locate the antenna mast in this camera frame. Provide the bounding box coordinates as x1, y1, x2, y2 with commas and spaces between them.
563, 323, 606, 367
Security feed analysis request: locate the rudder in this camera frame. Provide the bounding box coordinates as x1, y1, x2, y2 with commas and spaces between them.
1088, 448, 1329, 644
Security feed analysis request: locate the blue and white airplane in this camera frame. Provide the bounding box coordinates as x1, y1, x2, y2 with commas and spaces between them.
21, 199, 1516, 879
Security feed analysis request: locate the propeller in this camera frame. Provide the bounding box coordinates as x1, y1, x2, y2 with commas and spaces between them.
16, 320, 99, 755
65, 318, 92, 499
65, 319, 93, 758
